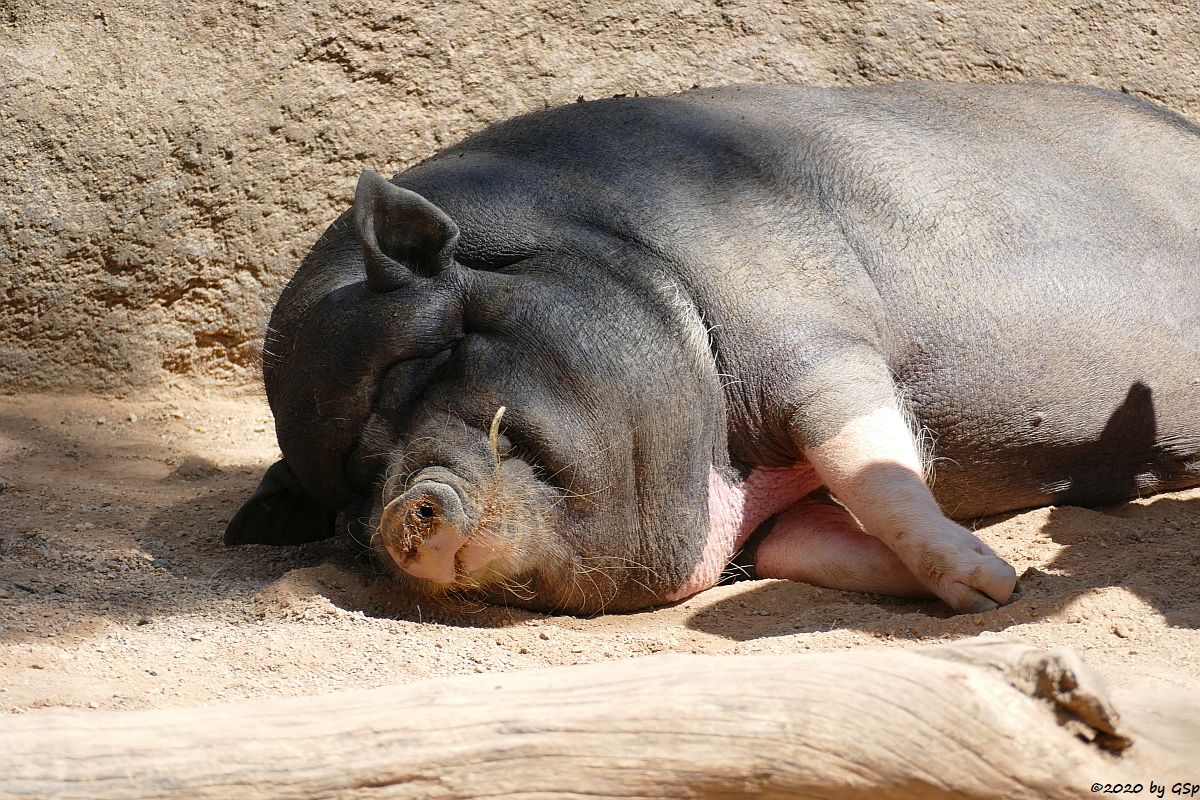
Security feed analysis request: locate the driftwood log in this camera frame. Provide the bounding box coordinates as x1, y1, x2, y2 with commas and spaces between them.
1, 637, 1196, 800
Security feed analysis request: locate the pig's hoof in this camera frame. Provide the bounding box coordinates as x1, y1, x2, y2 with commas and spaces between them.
945, 587, 1001, 615
921, 523, 1017, 615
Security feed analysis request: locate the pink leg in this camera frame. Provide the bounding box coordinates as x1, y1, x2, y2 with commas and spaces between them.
754, 498, 931, 597
804, 407, 1017, 613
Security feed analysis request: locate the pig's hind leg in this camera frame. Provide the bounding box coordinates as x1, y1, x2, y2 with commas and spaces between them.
752, 498, 931, 598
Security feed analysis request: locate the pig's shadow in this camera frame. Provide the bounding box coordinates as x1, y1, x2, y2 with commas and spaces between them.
685, 580, 944, 642
1035, 494, 1200, 629
0, 406, 379, 643
130, 474, 352, 619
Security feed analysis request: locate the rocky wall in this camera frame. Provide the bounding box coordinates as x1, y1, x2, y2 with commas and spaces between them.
2, 0, 1197, 389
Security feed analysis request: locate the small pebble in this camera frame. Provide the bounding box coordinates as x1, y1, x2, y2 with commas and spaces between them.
538, 631, 550, 641
1111, 623, 1132, 639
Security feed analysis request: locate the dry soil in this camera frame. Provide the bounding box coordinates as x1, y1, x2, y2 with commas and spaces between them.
2, 390, 1198, 715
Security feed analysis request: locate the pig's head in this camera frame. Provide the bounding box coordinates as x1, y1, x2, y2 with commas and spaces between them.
226, 170, 725, 613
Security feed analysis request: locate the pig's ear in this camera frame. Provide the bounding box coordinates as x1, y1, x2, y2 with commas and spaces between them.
354, 169, 460, 291
224, 459, 337, 546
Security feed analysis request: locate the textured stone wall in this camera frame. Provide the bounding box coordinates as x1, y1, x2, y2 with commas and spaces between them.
2, 0, 1197, 389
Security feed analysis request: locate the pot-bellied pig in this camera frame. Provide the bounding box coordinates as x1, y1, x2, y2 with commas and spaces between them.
226, 83, 1200, 614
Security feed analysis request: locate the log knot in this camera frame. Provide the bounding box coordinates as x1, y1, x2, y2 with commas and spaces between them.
926, 638, 1133, 752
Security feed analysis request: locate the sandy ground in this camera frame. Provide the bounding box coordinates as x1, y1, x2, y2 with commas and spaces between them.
1, 390, 1198, 716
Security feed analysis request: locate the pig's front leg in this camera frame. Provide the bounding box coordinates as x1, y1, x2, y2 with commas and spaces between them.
786, 360, 1017, 613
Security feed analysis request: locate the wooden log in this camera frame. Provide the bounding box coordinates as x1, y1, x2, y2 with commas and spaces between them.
1, 637, 1194, 800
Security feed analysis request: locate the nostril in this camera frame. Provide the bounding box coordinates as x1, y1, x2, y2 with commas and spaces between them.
407, 497, 440, 529
398, 480, 467, 526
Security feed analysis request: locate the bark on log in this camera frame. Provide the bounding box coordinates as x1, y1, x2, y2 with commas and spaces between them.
1, 637, 1195, 800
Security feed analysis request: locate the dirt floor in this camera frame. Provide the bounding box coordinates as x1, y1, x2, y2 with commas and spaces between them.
1, 390, 1198, 715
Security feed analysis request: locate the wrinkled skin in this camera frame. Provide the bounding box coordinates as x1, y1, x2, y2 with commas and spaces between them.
227, 83, 1200, 615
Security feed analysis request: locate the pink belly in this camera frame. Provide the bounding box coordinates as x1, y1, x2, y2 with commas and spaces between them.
665, 463, 823, 601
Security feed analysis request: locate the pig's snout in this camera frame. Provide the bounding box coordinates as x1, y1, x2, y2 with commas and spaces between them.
379, 480, 472, 585
379, 478, 510, 587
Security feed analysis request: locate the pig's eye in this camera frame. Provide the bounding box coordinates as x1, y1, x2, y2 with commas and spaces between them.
416, 503, 435, 520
